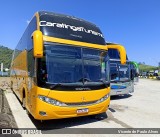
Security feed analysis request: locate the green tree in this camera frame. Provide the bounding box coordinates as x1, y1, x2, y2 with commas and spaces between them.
0, 45, 13, 69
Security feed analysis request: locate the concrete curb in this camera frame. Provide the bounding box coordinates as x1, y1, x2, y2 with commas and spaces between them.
0, 89, 18, 128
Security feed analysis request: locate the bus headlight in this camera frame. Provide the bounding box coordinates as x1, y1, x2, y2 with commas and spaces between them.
38, 95, 67, 106
96, 94, 110, 104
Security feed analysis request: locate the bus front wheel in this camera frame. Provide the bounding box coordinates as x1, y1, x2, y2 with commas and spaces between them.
22, 97, 26, 109
22, 97, 29, 115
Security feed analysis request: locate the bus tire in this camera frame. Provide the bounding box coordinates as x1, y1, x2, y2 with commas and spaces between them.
22, 97, 26, 109
10, 81, 13, 90
90, 112, 107, 120
22, 90, 26, 109
26, 109, 29, 115
22, 90, 30, 115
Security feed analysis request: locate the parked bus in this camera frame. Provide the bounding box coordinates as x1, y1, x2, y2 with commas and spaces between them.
107, 43, 134, 96
130, 61, 139, 82
10, 11, 126, 120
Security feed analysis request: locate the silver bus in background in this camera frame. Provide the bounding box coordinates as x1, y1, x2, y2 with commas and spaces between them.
107, 43, 134, 96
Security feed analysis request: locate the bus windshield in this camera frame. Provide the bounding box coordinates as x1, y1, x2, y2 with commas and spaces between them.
118, 64, 130, 81
110, 62, 130, 82
37, 43, 109, 87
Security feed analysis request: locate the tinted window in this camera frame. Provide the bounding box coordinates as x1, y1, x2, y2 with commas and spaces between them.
27, 17, 37, 76
108, 49, 120, 59
108, 49, 128, 60
39, 13, 105, 45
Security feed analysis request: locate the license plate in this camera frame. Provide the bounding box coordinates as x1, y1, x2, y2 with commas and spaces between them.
116, 91, 122, 94
77, 108, 88, 114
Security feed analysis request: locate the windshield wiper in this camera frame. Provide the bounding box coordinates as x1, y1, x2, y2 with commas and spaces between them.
78, 78, 92, 83
50, 83, 62, 90
98, 79, 110, 87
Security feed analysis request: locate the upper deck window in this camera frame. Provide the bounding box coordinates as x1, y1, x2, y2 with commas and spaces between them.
39, 12, 105, 45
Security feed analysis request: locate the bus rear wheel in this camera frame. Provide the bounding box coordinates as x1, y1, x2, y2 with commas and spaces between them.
22, 97, 29, 115
22, 97, 26, 109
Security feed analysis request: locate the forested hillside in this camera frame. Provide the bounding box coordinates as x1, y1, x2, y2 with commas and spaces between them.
0, 45, 13, 69
139, 64, 158, 72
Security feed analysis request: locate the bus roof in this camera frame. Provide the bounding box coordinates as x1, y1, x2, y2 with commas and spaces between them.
38, 11, 97, 27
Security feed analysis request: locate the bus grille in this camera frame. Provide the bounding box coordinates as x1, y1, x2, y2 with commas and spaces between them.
65, 100, 98, 107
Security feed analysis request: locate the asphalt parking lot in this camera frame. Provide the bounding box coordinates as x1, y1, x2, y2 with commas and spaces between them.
0, 78, 160, 137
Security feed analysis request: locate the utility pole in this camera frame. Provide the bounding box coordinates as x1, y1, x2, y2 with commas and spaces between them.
1, 63, 3, 76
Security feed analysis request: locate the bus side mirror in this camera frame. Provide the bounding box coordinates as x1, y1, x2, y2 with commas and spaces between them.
107, 45, 126, 65
32, 30, 43, 58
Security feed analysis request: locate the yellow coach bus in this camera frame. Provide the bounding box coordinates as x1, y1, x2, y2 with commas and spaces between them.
10, 11, 126, 120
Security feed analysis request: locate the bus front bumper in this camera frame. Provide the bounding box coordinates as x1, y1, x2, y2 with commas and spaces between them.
110, 82, 134, 96
32, 98, 110, 120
